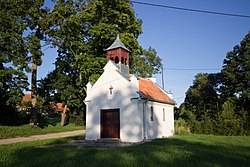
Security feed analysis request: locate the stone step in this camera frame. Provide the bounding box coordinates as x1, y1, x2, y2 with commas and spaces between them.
97, 138, 121, 143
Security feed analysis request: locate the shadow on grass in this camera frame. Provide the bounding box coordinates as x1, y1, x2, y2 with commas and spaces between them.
4, 136, 250, 167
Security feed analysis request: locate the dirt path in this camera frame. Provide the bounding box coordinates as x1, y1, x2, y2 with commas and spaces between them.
0, 130, 85, 145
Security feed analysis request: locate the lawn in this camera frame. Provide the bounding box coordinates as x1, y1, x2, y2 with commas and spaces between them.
0, 134, 249, 167
0, 116, 85, 139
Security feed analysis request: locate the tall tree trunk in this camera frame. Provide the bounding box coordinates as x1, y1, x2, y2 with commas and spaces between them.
30, 62, 38, 125
61, 105, 68, 126
30, 24, 40, 125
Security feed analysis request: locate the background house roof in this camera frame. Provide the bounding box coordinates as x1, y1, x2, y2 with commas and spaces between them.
139, 78, 175, 105
56, 103, 65, 111
105, 35, 130, 52
22, 94, 31, 102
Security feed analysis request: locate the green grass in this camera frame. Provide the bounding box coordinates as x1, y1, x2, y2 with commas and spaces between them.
0, 134, 249, 167
0, 116, 85, 139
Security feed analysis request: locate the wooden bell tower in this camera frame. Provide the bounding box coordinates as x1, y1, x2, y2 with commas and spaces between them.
105, 35, 130, 78
106, 35, 130, 65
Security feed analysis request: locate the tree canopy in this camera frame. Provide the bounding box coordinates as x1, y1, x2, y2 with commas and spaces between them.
37, 0, 163, 119
178, 31, 250, 135
0, 0, 31, 108
221, 32, 250, 111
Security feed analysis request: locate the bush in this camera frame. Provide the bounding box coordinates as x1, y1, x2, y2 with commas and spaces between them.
16, 110, 30, 125
214, 98, 242, 136
0, 105, 30, 126
70, 115, 85, 126
174, 118, 191, 135
0, 106, 17, 125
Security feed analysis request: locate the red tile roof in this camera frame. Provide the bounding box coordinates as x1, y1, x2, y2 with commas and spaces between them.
22, 94, 31, 102
139, 78, 175, 105
56, 103, 65, 111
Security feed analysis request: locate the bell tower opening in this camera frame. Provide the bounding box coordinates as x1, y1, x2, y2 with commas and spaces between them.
121, 57, 124, 64
115, 56, 119, 64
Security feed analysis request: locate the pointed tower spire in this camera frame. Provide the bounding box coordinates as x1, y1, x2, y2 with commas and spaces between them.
105, 35, 130, 52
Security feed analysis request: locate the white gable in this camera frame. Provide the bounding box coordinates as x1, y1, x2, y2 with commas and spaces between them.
103, 60, 118, 71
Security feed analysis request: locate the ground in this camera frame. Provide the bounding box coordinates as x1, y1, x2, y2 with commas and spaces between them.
0, 134, 249, 167
0, 130, 84, 145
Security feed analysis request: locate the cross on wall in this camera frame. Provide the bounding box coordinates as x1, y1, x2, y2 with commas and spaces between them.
109, 85, 113, 95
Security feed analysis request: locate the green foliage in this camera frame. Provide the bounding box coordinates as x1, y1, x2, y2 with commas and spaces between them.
0, 0, 30, 110
132, 47, 163, 77
174, 118, 190, 135
70, 115, 85, 126
180, 32, 250, 135
215, 98, 242, 135
1, 0, 163, 125
0, 0, 57, 124
38, 0, 163, 121
221, 32, 250, 110
184, 73, 220, 120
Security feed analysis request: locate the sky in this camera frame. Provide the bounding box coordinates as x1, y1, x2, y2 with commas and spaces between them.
39, 0, 250, 106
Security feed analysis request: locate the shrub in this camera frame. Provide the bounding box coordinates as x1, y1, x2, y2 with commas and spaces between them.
174, 118, 191, 135
70, 115, 85, 126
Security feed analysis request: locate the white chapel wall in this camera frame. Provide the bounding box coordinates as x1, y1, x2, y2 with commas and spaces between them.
85, 66, 143, 142
146, 101, 174, 139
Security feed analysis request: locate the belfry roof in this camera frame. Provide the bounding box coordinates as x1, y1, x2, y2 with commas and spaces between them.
105, 35, 130, 52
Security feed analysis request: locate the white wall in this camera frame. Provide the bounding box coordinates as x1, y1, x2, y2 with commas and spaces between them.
146, 101, 174, 139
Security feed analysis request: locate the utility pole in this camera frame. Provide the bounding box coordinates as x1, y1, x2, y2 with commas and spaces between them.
162, 67, 164, 90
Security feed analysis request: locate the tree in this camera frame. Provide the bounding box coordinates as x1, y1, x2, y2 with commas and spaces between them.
180, 32, 250, 135
220, 31, 250, 134
184, 73, 221, 120
1, 0, 49, 125
38, 0, 163, 121
132, 47, 162, 77
1, 0, 81, 125
38, 0, 88, 120
181, 73, 221, 134
26, 0, 51, 125
221, 31, 250, 111
0, 0, 32, 124
215, 98, 241, 135
74, 0, 162, 79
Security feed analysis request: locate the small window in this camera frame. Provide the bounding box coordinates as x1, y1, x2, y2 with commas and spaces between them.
125, 58, 127, 65
151, 106, 154, 121
163, 108, 165, 121
115, 56, 119, 64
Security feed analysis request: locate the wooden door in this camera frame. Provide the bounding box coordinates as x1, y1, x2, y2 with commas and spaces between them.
101, 109, 120, 138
